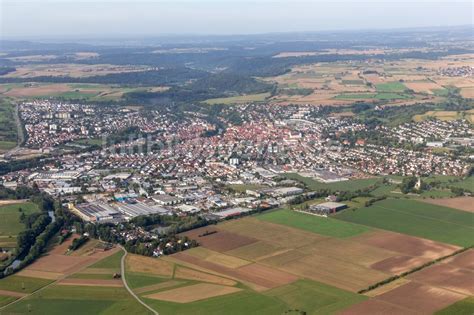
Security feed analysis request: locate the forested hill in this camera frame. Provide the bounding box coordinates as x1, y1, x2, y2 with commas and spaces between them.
124, 73, 274, 104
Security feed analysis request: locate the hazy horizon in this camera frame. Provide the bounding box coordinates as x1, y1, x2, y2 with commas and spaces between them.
1, 0, 473, 39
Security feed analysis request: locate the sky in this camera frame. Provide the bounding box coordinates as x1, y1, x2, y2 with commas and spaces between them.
1, 0, 473, 39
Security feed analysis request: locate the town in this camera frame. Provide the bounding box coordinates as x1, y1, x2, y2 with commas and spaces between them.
0, 100, 471, 226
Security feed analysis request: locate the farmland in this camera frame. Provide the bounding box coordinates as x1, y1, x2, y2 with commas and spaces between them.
0, 240, 151, 314
0, 83, 167, 102
257, 208, 371, 238
283, 173, 380, 192
342, 248, 474, 314
436, 297, 474, 315
335, 199, 474, 247
0, 201, 38, 239
2, 285, 151, 315
2, 63, 151, 79
413, 109, 474, 123
0, 275, 52, 293
420, 196, 474, 213
128, 252, 367, 315
140, 210, 465, 313
0, 202, 39, 258
204, 92, 271, 105
1, 199, 470, 314
265, 53, 474, 106
0, 98, 18, 152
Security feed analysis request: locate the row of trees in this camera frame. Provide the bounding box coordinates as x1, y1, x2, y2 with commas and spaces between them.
16, 217, 64, 272
16, 213, 51, 255
68, 236, 89, 251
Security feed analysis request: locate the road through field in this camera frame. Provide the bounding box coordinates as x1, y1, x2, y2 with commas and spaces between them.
119, 245, 158, 315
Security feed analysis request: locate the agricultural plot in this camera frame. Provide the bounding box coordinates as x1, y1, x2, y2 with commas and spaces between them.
0, 83, 164, 102
375, 82, 407, 92
460, 87, 474, 98
403, 81, 444, 94
335, 199, 474, 247
341, 248, 474, 314
284, 173, 380, 192
144, 283, 242, 303
334, 92, 413, 100
204, 92, 271, 105
420, 196, 474, 213
179, 227, 258, 252
436, 297, 474, 315
0, 275, 52, 293
0, 202, 39, 262
190, 215, 460, 292
0, 202, 38, 240
125, 254, 174, 277
412, 110, 470, 122
0, 295, 17, 307
257, 209, 371, 238
17, 237, 121, 280
142, 277, 366, 315
265, 56, 471, 106
2, 285, 151, 315
0, 98, 17, 150
2, 63, 148, 78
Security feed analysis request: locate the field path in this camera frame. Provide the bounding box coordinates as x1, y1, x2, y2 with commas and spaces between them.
119, 245, 158, 315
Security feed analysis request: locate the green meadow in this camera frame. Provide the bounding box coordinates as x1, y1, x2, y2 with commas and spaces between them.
335, 199, 474, 247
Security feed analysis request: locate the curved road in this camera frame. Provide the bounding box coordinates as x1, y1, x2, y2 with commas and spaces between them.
119, 245, 158, 315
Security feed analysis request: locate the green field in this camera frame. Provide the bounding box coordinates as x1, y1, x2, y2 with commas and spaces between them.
265, 280, 367, 314
448, 176, 474, 191
0, 275, 52, 293
204, 93, 271, 105
89, 250, 123, 269
0, 202, 39, 240
375, 81, 407, 92
334, 92, 412, 100
127, 272, 169, 290
143, 290, 286, 315
436, 297, 474, 315
228, 184, 266, 193
142, 279, 366, 315
2, 285, 151, 315
68, 273, 119, 280
334, 93, 377, 100
257, 208, 371, 238
374, 92, 412, 100
335, 199, 474, 247
0, 140, 16, 151
0, 295, 17, 307
284, 173, 380, 192
432, 88, 450, 97
0, 98, 17, 149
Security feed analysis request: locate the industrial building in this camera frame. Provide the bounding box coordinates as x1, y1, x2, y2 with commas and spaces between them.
114, 202, 170, 220
69, 202, 123, 223
299, 202, 347, 217
270, 187, 304, 197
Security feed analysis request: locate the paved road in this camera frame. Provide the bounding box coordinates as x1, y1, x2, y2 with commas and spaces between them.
119, 245, 158, 315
